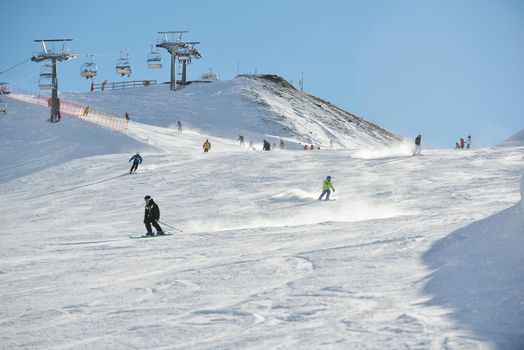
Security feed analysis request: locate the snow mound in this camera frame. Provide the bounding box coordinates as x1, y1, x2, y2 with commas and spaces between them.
499, 128, 524, 147
269, 189, 317, 202
422, 176, 524, 349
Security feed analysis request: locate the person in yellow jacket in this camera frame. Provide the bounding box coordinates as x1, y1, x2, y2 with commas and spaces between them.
203, 139, 211, 152
318, 175, 335, 200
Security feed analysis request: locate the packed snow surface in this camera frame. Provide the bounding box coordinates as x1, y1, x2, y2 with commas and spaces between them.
0, 80, 523, 349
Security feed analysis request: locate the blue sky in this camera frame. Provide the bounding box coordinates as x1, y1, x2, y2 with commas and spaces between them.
2, 0, 523, 148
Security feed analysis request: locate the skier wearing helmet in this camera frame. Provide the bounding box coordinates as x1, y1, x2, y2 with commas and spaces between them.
143, 195, 163, 236
318, 176, 335, 201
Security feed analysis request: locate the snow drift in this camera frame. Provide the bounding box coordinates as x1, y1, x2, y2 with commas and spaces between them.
423, 175, 524, 349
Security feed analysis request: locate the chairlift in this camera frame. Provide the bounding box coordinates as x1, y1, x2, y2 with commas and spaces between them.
39, 64, 52, 78
80, 54, 97, 79
147, 46, 162, 69
116, 51, 132, 77
200, 69, 219, 81
177, 51, 191, 61
0, 91, 6, 115
38, 75, 54, 90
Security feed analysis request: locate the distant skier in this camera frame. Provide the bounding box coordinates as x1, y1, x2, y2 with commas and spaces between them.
412, 135, 422, 156
263, 139, 271, 151
124, 112, 130, 121
238, 135, 245, 147
129, 152, 142, 174
304, 144, 309, 150
460, 138, 465, 149
318, 176, 335, 201
177, 121, 182, 133
82, 105, 90, 116
455, 142, 460, 149
466, 135, 472, 149
203, 139, 211, 152
143, 195, 163, 236
279, 139, 285, 150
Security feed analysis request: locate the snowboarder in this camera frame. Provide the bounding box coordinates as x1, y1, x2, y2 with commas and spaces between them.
262, 139, 271, 151
129, 152, 142, 174
466, 135, 472, 149
455, 142, 460, 149
279, 139, 285, 150
203, 139, 211, 152
412, 135, 422, 156
460, 138, 465, 149
238, 135, 245, 147
143, 195, 163, 236
124, 112, 130, 121
177, 121, 182, 133
318, 176, 335, 201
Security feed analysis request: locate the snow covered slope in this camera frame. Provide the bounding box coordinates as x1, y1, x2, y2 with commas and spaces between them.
0, 81, 523, 349
60, 75, 402, 150
2, 76, 404, 183
499, 128, 524, 147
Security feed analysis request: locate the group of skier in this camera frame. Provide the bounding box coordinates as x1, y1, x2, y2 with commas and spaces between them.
129, 132, 442, 235
455, 135, 472, 149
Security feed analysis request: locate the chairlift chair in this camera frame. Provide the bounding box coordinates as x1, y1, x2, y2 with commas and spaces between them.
147, 46, 162, 68
38, 76, 54, 90
80, 55, 97, 79
116, 51, 132, 77
39, 64, 52, 78
0, 91, 6, 115
81, 64, 97, 79
177, 52, 191, 61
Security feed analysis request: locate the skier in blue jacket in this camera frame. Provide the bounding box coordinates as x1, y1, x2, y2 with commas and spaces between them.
129, 152, 142, 174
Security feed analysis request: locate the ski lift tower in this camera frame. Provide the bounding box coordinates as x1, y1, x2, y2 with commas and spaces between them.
156, 31, 203, 91
31, 39, 76, 122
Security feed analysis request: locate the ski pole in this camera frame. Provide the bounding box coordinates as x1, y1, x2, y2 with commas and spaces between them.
158, 220, 183, 232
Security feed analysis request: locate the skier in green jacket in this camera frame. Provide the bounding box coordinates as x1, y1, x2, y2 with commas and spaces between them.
318, 176, 335, 201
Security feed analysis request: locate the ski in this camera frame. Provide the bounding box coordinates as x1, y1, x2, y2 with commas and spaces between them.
128, 233, 174, 239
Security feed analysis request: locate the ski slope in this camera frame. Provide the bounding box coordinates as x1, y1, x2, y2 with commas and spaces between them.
0, 80, 523, 349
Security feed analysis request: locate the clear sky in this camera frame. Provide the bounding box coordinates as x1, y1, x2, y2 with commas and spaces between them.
2, 0, 523, 148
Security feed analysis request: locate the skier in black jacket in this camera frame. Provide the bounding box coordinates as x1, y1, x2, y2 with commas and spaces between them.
412, 135, 422, 156
144, 195, 163, 236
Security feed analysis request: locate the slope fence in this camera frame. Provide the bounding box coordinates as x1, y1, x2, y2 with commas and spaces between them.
8, 93, 128, 133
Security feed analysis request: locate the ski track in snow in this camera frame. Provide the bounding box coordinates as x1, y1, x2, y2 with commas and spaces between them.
0, 81, 523, 349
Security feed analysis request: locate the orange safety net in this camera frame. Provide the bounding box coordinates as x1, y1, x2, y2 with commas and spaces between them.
9, 93, 129, 133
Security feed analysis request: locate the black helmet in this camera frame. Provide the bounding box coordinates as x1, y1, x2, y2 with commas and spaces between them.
144, 195, 151, 201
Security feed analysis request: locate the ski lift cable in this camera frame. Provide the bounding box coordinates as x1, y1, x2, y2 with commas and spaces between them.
7, 70, 41, 88
0, 58, 31, 75
75, 46, 150, 58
